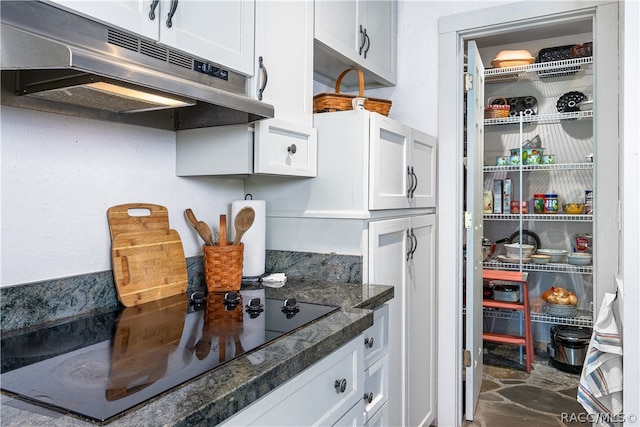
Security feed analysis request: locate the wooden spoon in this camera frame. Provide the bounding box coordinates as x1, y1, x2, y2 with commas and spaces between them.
233, 207, 255, 246
219, 215, 227, 246
184, 209, 214, 246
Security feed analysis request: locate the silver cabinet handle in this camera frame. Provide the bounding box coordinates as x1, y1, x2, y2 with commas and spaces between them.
364, 336, 375, 348
334, 378, 347, 393
287, 144, 297, 154
410, 166, 418, 197
258, 56, 268, 101
407, 166, 415, 197
166, 0, 179, 28
149, 0, 160, 20
363, 30, 371, 58
359, 25, 367, 55
364, 392, 374, 404
406, 229, 414, 261
410, 229, 418, 260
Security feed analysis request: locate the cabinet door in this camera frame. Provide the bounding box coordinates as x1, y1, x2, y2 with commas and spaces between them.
409, 129, 437, 208
158, 0, 254, 75
252, 0, 317, 177
254, 119, 317, 177
47, 0, 158, 39
369, 114, 411, 210
407, 214, 436, 426
359, 0, 396, 83
368, 217, 409, 427
314, 0, 358, 64
254, 0, 313, 126
222, 336, 363, 426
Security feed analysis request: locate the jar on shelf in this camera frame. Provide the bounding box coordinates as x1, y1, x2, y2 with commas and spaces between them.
534, 194, 545, 214
544, 194, 559, 214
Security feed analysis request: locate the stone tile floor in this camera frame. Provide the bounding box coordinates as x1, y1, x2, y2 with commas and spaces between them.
462, 343, 588, 427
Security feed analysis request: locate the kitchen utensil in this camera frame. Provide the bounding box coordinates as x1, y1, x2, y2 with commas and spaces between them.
491, 50, 535, 68
493, 285, 520, 302
111, 229, 188, 307
506, 96, 538, 117
184, 209, 215, 246
531, 254, 551, 264
219, 215, 227, 246
232, 207, 255, 246
567, 252, 592, 266
548, 326, 592, 373
107, 203, 169, 240
537, 249, 568, 263
556, 91, 587, 113
497, 255, 531, 264
504, 243, 535, 258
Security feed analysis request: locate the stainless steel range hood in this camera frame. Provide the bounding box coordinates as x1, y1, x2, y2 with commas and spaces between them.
0, 1, 274, 131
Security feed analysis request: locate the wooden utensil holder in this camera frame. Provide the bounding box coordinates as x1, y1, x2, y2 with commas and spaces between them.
203, 243, 243, 292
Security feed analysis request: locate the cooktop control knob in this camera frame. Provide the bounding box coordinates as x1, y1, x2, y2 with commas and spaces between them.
223, 291, 241, 310
282, 298, 300, 313
245, 297, 264, 318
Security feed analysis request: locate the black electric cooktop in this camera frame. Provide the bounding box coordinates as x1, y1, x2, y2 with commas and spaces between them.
0, 287, 338, 422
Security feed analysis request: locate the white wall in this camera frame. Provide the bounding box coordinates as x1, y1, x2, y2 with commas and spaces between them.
0, 106, 245, 287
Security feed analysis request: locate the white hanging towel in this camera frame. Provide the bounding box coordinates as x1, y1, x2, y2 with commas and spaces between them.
577, 292, 623, 422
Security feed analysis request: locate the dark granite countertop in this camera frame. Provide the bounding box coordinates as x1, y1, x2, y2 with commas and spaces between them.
0, 279, 393, 426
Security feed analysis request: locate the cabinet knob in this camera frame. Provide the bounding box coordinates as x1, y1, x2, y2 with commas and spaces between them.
364, 392, 374, 404
364, 336, 375, 348
287, 144, 297, 154
334, 378, 347, 393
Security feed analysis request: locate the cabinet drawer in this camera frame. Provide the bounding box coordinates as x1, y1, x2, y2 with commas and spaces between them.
222, 336, 363, 426
254, 119, 317, 177
364, 304, 389, 368
363, 354, 389, 422
333, 400, 364, 427
365, 401, 389, 427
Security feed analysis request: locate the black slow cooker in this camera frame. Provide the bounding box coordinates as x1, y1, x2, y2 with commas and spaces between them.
547, 325, 592, 374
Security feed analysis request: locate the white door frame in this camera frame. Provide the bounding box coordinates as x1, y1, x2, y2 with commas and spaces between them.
436, 2, 613, 426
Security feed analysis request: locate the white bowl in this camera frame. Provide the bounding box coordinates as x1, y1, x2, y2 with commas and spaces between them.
504, 243, 535, 258
567, 252, 592, 266
530, 254, 551, 264
537, 249, 568, 263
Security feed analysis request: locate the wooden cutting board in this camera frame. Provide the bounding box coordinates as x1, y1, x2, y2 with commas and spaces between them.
111, 229, 188, 307
107, 203, 170, 241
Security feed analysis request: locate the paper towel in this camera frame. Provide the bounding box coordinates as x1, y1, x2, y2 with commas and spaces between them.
231, 199, 266, 278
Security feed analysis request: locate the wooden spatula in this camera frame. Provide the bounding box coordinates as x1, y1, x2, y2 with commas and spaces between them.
219, 215, 227, 246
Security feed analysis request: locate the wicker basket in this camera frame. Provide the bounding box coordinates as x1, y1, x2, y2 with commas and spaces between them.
203, 243, 243, 292
313, 67, 392, 116
485, 96, 510, 119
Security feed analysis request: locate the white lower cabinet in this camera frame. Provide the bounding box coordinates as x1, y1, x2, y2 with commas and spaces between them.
363, 305, 389, 424
365, 402, 389, 427
221, 335, 363, 426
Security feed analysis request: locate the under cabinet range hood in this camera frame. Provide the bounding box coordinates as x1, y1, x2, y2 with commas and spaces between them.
0, 1, 274, 130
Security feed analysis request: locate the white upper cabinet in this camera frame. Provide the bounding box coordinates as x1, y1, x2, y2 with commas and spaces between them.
176, 0, 317, 178
314, 0, 397, 89
369, 114, 436, 210
252, 0, 317, 177
47, 0, 254, 76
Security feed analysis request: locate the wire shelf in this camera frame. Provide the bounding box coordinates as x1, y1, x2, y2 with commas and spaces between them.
465, 307, 594, 328
485, 57, 593, 83
483, 213, 593, 222
484, 162, 593, 173
483, 260, 594, 274
484, 110, 593, 126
